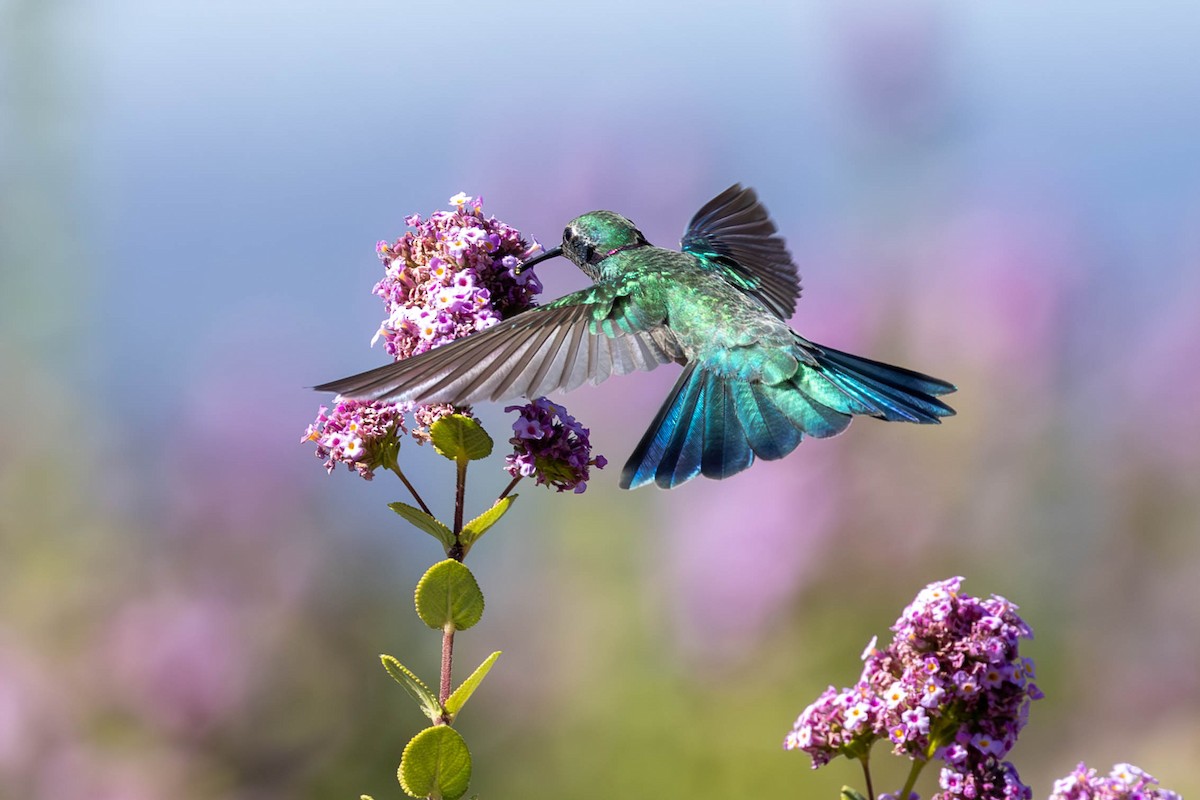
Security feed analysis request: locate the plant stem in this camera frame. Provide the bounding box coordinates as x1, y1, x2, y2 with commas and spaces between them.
453, 460, 466, 539
389, 463, 433, 517
497, 474, 522, 501
898, 758, 928, 800
439, 624, 455, 720
435, 460, 470, 718
860, 756, 876, 800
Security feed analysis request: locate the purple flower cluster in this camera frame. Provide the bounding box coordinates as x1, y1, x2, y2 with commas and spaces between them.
873, 578, 1041, 765
1049, 764, 1180, 800
937, 759, 1031, 800
302, 399, 405, 480
785, 578, 1042, 800
372, 192, 542, 362
504, 398, 607, 493
782, 681, 880, 767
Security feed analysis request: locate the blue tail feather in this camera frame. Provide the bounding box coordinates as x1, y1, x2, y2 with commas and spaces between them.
701, 372, 755, 480
620, 364, 696, 489
732, 381, 802, 460
815, 344, 957, 398
816, 350, 955, 424
655, 366, 706, 488
761, 381, 851, 439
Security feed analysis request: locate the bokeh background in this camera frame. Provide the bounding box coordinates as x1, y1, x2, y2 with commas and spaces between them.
3, 1, 1199, 798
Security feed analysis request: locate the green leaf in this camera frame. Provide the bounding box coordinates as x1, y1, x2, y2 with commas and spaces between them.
398, 725, 472, 800
459, 496, 516, 550
444, 651, 501, 721
415, 560, 484, 631
430, 415, 493, 462
389, 502, 455, 550
380, 654, 443, 723
842, 788, 869, 800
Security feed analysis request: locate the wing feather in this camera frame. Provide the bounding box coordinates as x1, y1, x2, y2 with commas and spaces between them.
680, 183, 802, 319
314, 290, 681, 406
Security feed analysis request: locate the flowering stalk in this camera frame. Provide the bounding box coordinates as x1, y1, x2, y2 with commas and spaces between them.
304, 193, 606, 800
786, 577, 1042, 800
785, 579, 1180, 800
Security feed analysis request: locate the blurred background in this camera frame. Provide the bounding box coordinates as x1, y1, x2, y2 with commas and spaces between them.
2, 1, 1199, 798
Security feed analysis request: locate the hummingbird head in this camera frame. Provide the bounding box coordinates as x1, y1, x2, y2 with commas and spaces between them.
517, 210, 650, 279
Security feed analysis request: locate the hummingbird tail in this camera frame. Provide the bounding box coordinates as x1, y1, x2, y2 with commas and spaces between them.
619, 345, 956, 490
620, 364, 842, 490
804, 342, 957, 424
621, 364, 747, 490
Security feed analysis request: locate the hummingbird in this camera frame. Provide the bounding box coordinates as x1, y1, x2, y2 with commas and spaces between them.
316, 184, 956, 489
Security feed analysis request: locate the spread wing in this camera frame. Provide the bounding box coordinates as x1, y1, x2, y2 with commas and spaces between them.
680, 183, 801, 319
314, 286, 683, 405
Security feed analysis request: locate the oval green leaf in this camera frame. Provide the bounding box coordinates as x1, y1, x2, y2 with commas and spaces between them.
414, 560, 484, 631
430, 415, 493, 462
398, 725, 472, 800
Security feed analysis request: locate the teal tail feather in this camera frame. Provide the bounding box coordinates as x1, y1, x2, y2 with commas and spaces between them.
619, 344, 955, 490
804, 342, 957, 424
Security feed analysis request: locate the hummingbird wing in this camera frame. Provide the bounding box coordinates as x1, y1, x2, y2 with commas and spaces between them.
680, 183, 801, 319
314, 286, 682, 405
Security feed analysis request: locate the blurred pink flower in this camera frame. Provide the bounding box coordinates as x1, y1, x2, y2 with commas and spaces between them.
103, 593, 251, 735
906, 205, 1083, 400
0, 637, 63, 775
34, 744, 191, 800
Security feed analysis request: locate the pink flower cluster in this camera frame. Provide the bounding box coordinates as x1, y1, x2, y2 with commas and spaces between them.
372, 193, 542, 361
1049, 764, 1180, 800
785, 578, 1042, 800
504, 398, 607, 493
302, 399, 405, 480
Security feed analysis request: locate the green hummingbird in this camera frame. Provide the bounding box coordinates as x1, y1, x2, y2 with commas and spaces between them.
316, 184, 956, 489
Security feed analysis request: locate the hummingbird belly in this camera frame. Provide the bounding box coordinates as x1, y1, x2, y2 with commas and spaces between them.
663, 270, 799, 384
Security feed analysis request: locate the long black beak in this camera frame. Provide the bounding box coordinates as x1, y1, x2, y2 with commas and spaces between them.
514, 245, 563, 274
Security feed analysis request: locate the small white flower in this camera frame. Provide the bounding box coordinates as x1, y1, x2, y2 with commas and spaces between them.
794, 725, 813, 748
435, 287, 459, 309
342, 437, 365, 460
449, 191, 472, 207
1051, 775, 1079, 797
844, 702, 871, 730
1110, 764, 1145, 786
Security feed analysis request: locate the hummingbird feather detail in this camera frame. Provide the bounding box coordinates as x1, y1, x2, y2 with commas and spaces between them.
316, 185, 956, 489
